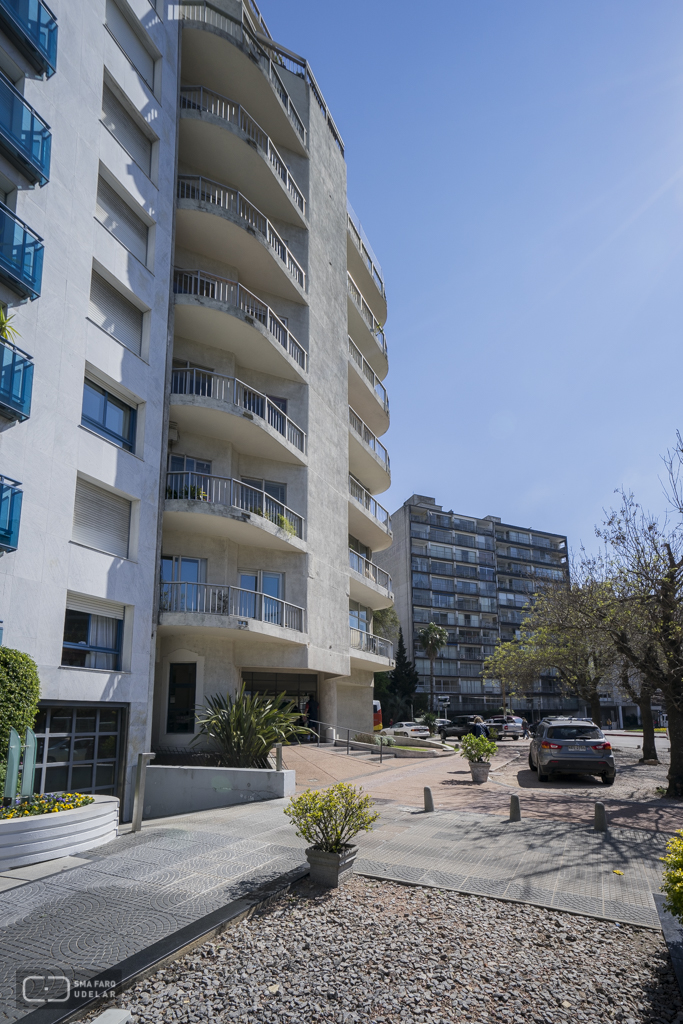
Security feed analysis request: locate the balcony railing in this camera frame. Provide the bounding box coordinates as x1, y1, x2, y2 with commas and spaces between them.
348, 475, 391, 532
0, 70, 50, 184
0, 0, 58, 77
347, 201, 384, 297
349, 549, 392, 593
178, 2, 307, 148
0, 201, 43, 299
0, 474, 22, 552
347, 273, 386, 356
160, 581, 305, 632
349, 627, 393, 660
179, 86, 306, 215
177, 175, 305, 289
171, 368, 307, 453
349, 406, 389, 470
0, 339, 32, 421
173, 268, 307, 371
166, 472, 304, 539
348, 337, 388, 412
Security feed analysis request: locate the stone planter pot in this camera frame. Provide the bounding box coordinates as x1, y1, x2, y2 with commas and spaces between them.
306, 844, 358, 888
0, 794, 119, 871
469, 761, 491, 784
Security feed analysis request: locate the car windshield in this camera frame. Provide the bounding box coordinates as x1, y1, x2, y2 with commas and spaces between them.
546, 726, 602, 740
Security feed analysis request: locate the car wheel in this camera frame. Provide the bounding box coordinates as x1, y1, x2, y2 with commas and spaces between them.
528, 752, 536, 771
601, 774, 615, 786
538, 769, 549, 782
513, 735, 519, 741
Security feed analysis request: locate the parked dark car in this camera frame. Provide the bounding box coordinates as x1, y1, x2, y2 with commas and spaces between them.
439, 715, 480, 741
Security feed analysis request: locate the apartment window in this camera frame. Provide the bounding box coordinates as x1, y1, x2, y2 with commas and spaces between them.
169, 455, 211, 474
349, 600, 370, 633
89, 271, 143, 355
167, 663, 196, 734
105, 0, 156, 91
73, 478, 131, 558
160, 556, 207, 612
61, 598, 124, 671
102, 82, 152, 176
96, 176, 148, 264
241, 478, 286, 504
82, 379, 136, 452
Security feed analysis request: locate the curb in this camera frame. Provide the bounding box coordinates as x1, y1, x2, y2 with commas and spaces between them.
15, 863, 309, 1024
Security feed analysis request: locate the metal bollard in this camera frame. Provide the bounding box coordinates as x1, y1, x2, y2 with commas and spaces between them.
347, 728, 350, 755
379, 736, 383, 764
131, 752, 155, 833
276, 743, 282, 771
509, 794, 521, 821
594, 801, 607, 832
424, 786, 434, 812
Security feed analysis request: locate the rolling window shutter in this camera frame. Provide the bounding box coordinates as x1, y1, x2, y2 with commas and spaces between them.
96, 176, 148, 264
66, 592, 125, 620
102, 84, 152, 175
73, 478, 131, 558
105, 0, 155, 90
89, 272, 143, 355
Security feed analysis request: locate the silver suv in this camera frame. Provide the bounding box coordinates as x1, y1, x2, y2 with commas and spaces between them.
529, 717, 616, 785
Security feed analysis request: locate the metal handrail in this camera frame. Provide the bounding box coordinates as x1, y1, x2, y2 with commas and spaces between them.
177, 175, 305, 289
348, 475, 391, 531
349, 549, 392, 593
347, 201, 384, 296
178, 2, 307, 147
173, 268, 307, 371
165, 472, 304, 539
179, 85, 306, 215
347, 273, 386, 356
349, 406, 389, 469
349, 627, 394, 660
159, 581, 306, 632
171, 368, 307, 454
348, 337, 388, 411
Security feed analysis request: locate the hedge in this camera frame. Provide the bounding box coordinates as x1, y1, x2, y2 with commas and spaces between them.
0, 647, 41, 763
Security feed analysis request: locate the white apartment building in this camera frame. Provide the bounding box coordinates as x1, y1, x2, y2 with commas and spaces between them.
0, 0, 393, 816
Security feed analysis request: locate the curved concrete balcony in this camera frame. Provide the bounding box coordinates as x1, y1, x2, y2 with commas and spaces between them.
348, 475, 392, 554
176, 176, 306, 304
349, 627, 394, 670
348, 336, 389, 437
349, 549, 393, 611
158, 582, 307, 645
173, 269, 307, 382
179, 86, 306, 228
164, 473, 305, 552
347, 273, 387, 380
349, 406, 390, 494
170, 369, 307, 465
179, 2, 308, 157
347, 202, 386, 325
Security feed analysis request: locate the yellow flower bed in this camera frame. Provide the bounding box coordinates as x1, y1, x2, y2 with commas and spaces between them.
0, 792, 95, 819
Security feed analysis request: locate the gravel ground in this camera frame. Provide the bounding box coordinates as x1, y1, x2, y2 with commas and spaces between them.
94, 876, 681, 1024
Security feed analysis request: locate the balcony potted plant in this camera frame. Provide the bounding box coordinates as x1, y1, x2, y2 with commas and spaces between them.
460, 733, 498, 783
284, 782, 378, 887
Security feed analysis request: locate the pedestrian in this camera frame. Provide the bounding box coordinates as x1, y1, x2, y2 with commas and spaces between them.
521, 717, 530, 739
473, 716, 489, 739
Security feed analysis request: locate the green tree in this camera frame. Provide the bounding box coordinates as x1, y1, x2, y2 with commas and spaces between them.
372, 606, 400, 648
418, 622, 448, 712
0, 648, 41, 792
374, 628, 420, 724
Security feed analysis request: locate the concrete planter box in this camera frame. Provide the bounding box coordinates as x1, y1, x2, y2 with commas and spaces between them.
143, 765, 296, 819
0, 795, 119, 871
393, 747, 452, 759
306, 844, 357, 887
469, 761, 491, 783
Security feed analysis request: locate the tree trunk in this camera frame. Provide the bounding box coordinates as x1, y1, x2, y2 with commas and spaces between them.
589, 688, 602, 727
637, 697, 658, 762
666, 700, 683, 798
430, 656, 435, 713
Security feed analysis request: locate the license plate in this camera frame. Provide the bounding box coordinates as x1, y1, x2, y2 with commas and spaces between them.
567, 745, 584, 751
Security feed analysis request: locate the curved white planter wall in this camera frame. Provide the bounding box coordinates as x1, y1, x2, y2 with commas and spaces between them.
0, 795, 119, 871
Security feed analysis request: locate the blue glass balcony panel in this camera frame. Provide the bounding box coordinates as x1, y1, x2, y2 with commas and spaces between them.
0, 72, 50, 184
0, 0, 57, 77
0, 202, 43, 299
0, 339, 32, 420
0, 475, 22, 552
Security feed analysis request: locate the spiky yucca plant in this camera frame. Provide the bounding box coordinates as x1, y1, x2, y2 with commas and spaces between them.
194, 684, 311, 767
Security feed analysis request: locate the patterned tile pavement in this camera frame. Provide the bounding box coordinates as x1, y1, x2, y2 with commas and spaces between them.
0, 799, 669, 1022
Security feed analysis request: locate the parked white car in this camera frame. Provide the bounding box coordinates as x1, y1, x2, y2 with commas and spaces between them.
381, 721, 430, 738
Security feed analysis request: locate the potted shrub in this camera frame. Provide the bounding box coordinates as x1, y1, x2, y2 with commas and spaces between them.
661, 828, 683, 922
284, 782, 379, 887
460, 733, 498, 783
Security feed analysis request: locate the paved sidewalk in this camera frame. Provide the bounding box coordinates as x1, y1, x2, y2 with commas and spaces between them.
0, 794, 669, 1022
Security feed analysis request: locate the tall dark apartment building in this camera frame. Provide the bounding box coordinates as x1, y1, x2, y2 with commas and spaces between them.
376, 495, 580, 720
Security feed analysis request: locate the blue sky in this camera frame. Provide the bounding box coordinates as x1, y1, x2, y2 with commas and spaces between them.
266, 1, 683, 552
